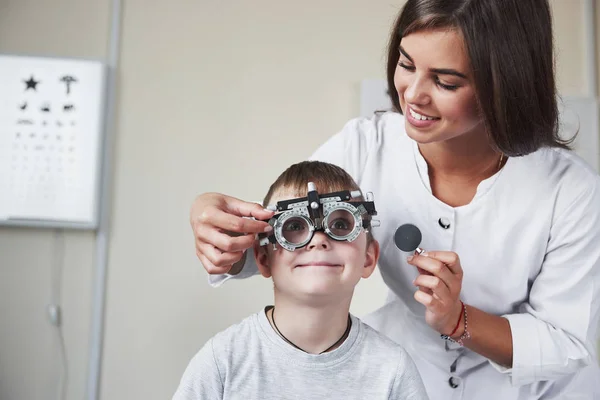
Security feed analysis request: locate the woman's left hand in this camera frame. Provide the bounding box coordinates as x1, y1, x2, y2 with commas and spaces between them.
407, 251, 464, 335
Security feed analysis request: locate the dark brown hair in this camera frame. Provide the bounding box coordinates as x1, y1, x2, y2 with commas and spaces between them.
263, 161, 374, 242
386, 0, 574, 156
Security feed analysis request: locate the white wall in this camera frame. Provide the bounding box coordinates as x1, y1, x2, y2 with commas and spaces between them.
0, 1, 597, 400
0, 2, 109, 400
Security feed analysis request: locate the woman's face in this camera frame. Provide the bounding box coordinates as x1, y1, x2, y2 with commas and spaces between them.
394, 28, 484, 144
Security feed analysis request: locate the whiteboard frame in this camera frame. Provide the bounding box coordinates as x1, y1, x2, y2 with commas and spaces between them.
0, 53, 108, 230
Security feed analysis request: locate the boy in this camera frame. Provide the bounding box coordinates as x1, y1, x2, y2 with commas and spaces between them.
173, 161, 428, 399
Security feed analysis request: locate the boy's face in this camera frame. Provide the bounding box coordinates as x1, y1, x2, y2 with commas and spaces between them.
254, 187, 380, 303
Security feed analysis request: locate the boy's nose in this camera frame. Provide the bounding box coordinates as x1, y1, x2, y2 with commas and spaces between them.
306, 231, 330, 250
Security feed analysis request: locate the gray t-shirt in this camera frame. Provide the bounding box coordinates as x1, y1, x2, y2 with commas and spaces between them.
173, 308, 428, 400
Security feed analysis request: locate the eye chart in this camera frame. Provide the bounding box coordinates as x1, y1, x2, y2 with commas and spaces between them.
0, 55, 106, 229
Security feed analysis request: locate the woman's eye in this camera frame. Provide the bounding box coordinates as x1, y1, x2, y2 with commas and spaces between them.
398, 60, 460, 91
436, 77, 459, 91
398, 62, 415, 71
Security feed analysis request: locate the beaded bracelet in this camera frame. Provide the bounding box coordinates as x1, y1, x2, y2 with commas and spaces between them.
441, 302, 471, 346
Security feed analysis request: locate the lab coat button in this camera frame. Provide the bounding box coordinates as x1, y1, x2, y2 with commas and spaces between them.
448, 376, 460, 388
438, 217, 451, 229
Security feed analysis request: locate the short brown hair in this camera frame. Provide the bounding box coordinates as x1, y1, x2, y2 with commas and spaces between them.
385, 0, 574, 156
263, 161, 374, 242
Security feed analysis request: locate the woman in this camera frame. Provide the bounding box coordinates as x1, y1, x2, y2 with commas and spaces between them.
190, 0, 600, 398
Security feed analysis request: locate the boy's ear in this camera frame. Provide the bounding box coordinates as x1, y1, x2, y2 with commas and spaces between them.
253, 241, 272, 278
362, 239, 380, 279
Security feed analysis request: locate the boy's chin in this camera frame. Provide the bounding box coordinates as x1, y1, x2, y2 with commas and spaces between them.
280, 281, 355, 302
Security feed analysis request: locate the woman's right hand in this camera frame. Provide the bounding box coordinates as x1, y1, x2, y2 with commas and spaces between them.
190, 193, 274, 275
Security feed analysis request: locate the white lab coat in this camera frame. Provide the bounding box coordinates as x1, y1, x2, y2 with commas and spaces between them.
210, 112, 600, 399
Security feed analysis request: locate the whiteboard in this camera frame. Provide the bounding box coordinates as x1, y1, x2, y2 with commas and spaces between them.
360, 79, 600, 173
0, 55, 107, 229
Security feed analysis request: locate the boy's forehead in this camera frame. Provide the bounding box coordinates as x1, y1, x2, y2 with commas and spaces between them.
269, 184, 354, 204
269, 186, 305, 204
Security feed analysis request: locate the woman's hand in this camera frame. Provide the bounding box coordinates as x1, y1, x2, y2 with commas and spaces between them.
407, 251, 464, 335
190, 193, 274, 275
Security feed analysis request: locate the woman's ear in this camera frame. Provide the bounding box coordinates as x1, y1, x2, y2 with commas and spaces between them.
254, 241, 272, 278
362, 239, 380, 279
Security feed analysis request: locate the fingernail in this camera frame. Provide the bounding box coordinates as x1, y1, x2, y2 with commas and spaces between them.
407, 256, 414, 262
264, 225, 273, 232
421, 252, 429, 257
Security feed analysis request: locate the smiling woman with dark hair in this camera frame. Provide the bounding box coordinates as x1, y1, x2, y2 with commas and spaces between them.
189, 1, 600, 399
